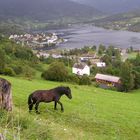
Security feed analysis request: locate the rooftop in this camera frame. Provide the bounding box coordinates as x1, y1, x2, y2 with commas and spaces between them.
95, 73, 120, 83
73, 63, 87, 69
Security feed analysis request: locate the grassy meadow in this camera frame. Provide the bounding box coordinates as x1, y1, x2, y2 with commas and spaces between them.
0, 75, 140, 140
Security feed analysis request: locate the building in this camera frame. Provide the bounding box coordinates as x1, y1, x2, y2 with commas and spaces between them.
36, 52, 50, 58
72, 63, 90, 76
95, 73, 121, 88
96, 62, 106, 68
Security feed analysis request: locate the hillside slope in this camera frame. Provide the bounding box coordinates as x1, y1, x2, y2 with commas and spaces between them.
94, 10, 140, 32
72, 0, 140, 14
0, 0, 101, 21
0, 0, 102, 34
0, 76, 140, 140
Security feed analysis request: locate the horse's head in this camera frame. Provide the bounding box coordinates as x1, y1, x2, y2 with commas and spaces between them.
65, 87, 72, 99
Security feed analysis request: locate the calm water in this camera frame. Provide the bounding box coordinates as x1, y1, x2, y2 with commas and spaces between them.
47, 24, 140, 50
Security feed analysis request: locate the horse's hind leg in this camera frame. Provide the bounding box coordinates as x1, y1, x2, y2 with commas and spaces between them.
35, 102, 40, 114
54, 101, 58, 110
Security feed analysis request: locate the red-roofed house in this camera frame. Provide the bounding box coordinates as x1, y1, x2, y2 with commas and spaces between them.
95, 73, 121, 88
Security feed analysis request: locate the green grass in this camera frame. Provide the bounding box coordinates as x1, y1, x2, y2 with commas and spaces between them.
128, 52, 137, 59
0, 75, 140, 140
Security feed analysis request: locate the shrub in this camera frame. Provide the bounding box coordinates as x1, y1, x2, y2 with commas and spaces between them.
68, 74, 79, 84
3, 67, 15, 76
79, 75, 91, 85
12, 65, 23, 75
42, 62, 68, 82
93, 82, 100, 88
23, 66, 36, 80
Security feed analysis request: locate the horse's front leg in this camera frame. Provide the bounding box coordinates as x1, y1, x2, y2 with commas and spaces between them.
35, 102, 40, 114
57, 101, 64, 112
54, 101, 58, 110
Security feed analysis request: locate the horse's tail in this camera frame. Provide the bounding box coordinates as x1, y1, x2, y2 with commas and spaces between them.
28, 94, 33, 110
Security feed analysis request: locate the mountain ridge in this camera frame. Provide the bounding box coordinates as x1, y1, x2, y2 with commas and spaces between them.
0, 0, 102, 21
72, 0, 140, 14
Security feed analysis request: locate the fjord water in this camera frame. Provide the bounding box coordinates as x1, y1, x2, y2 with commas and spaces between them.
49, 25, 140, 49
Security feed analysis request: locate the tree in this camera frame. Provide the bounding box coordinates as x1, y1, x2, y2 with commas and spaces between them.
101, 54, 112, 65
130, 46, 133, 52
42, 62, 68, 82
98, 44, 106, 55
91, 45, 97, 51
135, 52, 140, 66
120, 61, 134, 92
0, 49, 5, 73
132, 71, 140, 89
106, 46, 121, 60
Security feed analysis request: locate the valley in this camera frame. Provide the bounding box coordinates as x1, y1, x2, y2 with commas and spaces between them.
0, 0, 140, 140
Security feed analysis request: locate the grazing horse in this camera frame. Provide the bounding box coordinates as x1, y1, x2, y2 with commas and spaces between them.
28, 86, 72, 113
0, 78, 12, 111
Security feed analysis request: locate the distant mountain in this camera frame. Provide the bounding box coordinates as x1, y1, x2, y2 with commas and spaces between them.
93, 10, 140, 32
0, 0, 101, 21
72, 0, 140, 14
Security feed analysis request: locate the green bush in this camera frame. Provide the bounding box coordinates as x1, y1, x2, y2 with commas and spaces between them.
42, 62, 68, 82
93, 82, 100, 88
3, 67, 16, 76
12, 65, 23, 75
23, 66, 36, 80
79, 75, 91, 85
68, 74, 79, 84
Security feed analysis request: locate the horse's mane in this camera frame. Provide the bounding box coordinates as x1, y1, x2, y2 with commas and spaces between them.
54, 86, 69, 93
55, 86, 66, 90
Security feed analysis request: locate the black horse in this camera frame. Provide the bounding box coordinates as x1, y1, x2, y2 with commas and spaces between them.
28, 86, 72, 113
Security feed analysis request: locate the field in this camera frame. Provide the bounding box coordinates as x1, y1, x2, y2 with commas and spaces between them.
0, 76, 140, 140
127, 52, 137, 59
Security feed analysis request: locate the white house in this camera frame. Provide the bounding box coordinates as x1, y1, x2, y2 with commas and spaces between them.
72, 63, 90, 76
36, 52, 50, 58
96, 62, 106, 68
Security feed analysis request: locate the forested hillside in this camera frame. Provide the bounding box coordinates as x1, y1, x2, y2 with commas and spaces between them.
0, 0, 101, 21
0, 36, 40, 78
0, 0, 102, 35
94, 10, 140, 32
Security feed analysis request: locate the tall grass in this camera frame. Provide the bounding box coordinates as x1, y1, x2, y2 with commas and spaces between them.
0, 109, 51, 140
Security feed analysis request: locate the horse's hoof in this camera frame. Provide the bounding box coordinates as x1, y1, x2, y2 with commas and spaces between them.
61, 110, 64, 113
54, 108, 58, 111
36, 111, 40, 114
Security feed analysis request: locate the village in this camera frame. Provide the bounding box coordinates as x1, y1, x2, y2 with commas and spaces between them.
9, 32, 65, 49
8, 31, 140, 90
36, 45, 140, 90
